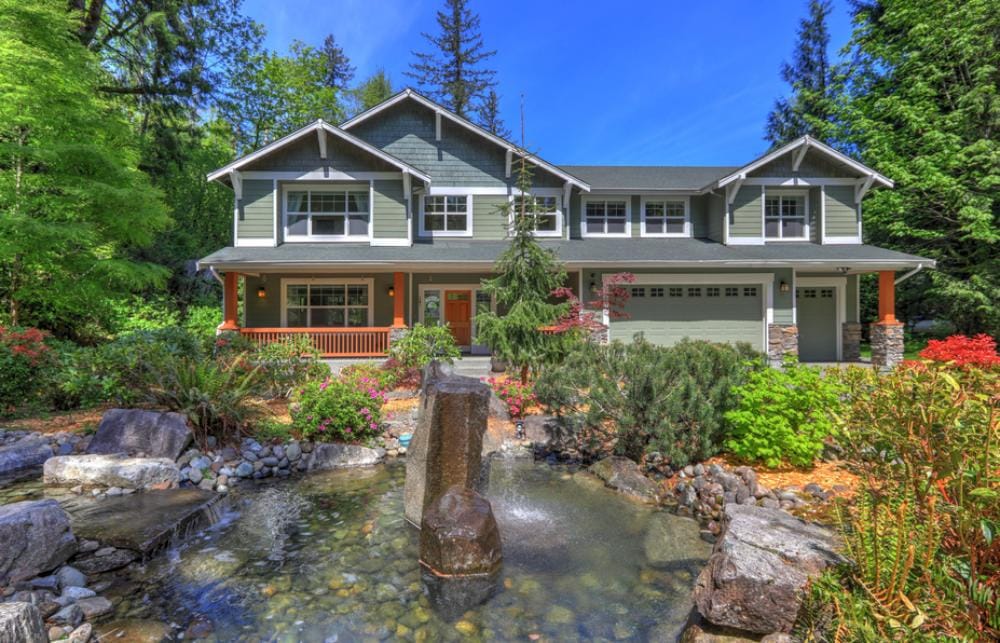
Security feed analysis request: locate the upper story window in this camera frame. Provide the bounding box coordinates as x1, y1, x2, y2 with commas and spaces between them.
764, 192, 807, 240
641, 197, 689, 237
583, 198, 629, 237
285, 187, 370, 241
513, 193, 562, 237
420, 195, 472, 237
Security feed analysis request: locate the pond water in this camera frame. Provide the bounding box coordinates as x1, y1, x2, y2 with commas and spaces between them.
15, 457, 710, 641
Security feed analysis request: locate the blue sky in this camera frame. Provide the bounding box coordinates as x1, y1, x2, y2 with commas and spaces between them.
242, 0, 855, 167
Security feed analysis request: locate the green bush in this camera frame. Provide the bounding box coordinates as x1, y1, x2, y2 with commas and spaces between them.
724, 361, 844, 468
388, 323, 461, 371
341, 361, 398, 391
291, 377, 386, 443
182, 304, 224, 345
535, 337, 762, 466
252, 335, 328, 399
106, 296, 180, 335
0, 327, 58, 416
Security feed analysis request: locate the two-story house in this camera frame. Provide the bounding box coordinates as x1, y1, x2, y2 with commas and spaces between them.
198, 88, 932, 366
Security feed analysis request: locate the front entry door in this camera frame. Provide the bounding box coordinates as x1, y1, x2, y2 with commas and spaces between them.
444, 290, 472, 347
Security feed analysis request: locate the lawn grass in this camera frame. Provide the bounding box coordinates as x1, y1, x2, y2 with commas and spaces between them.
858, 337, 928, 360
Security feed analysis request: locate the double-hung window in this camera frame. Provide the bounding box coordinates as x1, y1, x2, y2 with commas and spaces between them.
764, 192, 807, 240
642, 198, 688, 236
421, 195, 471, 236
285, 188, 370, 240
513, 194, 561, 236
584, 198, 629, 236
283, 280, 371, 327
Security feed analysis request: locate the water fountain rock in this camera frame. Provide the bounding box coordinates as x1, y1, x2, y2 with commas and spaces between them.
419, 486, 502, 576
86, 409, 192, 460
0, 500, 77, 584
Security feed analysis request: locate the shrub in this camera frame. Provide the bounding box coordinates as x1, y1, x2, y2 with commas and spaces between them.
252, 335, 328, 399
918, 333, 1000, 368
535, 337, 762, 466
182, 304, 223, 344
388, 323, 461, 371
0, 327, 57, 415
724, 361, 844, 468
486, 377, 536, 419
341, 361, 398, 392
291, 377, 387, 443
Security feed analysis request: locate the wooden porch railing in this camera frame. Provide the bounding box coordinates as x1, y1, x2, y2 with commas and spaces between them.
240, 327, 391, 357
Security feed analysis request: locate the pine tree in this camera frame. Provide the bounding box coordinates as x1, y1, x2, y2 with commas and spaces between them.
321, 34, 355, 90
765, 0, 837, 147
406, 0, 497, 119
352, 68, 395, 113
477, 89, 510, 138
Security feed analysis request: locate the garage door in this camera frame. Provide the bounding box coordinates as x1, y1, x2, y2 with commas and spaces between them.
797, 286, 837, 361
610, 284, 765, 351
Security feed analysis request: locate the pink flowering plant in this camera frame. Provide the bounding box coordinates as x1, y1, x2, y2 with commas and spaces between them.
486, 376, 537, 419
290, 375, 388, 443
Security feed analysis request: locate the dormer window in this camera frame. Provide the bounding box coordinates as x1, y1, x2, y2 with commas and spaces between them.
420, 195, 472, 237
641, 197, 690, 237
285, 186, 370, 241
764, 192, 807, 240
583, 197, 630, 237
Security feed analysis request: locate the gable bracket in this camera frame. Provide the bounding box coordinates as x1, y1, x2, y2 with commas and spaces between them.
726, 174, 746, 205
791, 140, 810, 172
317, 128, 328, 160
435, 111, 442, 141
855, 174, 875, 202
563, 181, 572, 209
229, 170, 243, 201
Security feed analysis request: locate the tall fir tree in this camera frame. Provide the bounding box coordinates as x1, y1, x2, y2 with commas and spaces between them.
765, 0, 838, 147
321, 34, 355, 90
406, 0, 497, 120
477, 89, 510, 138
839, 0, 1000, 335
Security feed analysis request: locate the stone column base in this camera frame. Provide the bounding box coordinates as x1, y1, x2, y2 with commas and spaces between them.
842, 322, 862, 362
767, 324, 798, 366
870, 322, 904, 369
389, 326, 409, 351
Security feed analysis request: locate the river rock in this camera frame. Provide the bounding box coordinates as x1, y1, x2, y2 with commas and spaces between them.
0, 500, 77, 583
94, 619, 171, 642
44, 454, 178, 490
404, 363, 490, 526
588, 456, 661, 504
87, 409, 192, 460
0, 602, 47, 643
694, 504, 846, 634
419, 486, 502, 576
73, 548, 138, 575
643, 513, 712, 568
307, 444, 385, 470
0, 436, 54, 477
75, 596, 113, 619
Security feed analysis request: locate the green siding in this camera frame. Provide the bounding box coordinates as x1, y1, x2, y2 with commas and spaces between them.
630, 195, 641, 238
730, 186, 762, 237
825, 186, 858, 237
690, 195, 708, 238
847, 273, 858, 322
569, 192, 582, 239
238, 179, 273, 240
809, 187, 821, 243
245, 273, 397, 327
707, 192, 725, 242
241, 135, 396, 173
472, 195, 509, 240
772, 267, 794, 324
373, 180, 408, 239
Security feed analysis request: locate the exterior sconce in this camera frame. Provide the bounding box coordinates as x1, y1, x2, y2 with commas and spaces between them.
256, 285, 267, 299
388, 286, 396, 298
779, 281, 790, 294
589, 281, 596, 292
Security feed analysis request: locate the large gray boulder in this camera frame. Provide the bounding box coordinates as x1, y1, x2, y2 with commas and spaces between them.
87, 409, 192, 460
0, 602, 47, 643
643, 512, 712, 569
0, 436, 54, 477
0, 500, 77, 583
694, 504, 846, 634
44, 454, 178, 490
588, 456, 661, 504
307, 443, 385, 470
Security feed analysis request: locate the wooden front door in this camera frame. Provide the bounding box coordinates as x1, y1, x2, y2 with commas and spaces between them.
444, 290, 472, 346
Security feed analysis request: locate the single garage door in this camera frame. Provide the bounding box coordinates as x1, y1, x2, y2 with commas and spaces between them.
796, 286, 838, 361
610, 284, 765, 351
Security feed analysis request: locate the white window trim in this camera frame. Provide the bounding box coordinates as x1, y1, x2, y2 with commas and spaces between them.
508, 187, 564, 238
418, 194, 474, 238
417, 283, 496, 354
763, 188, 810, 242
282, 183, 372, 243
581, 195, 632, 238
640, 195, 691, 238
279, 278, 374, 328
796, 276, 846, 361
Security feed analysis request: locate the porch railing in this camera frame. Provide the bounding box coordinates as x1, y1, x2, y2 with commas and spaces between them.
240, 327, 392, 358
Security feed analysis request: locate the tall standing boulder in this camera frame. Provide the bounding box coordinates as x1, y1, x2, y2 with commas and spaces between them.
87, 409, 192, 460
0, 603, 47, 643
403, 364, 491, 526
0, 500, 77, 583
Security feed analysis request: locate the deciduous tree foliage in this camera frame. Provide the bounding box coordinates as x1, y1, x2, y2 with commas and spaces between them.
840, 0, 1000, 334
351, 68, 395, 114
0, 0, 170, 336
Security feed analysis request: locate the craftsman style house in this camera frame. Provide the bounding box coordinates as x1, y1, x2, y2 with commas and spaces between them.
198, 88, 931, 365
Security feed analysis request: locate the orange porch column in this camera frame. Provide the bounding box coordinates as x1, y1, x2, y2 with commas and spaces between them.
219, 271, 241, 331
392, 271, 406, 328
877, 270, 896, 323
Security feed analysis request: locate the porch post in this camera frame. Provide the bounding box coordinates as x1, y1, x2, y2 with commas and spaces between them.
877, 270, 896, 323
392, 271, 406, 328
871, 270, 903, 369
219, 271, 240, 331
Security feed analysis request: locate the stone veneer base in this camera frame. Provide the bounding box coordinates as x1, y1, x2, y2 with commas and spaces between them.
841, 322, 862, 362
767, 324, 798, 366
870, 322, 904, 369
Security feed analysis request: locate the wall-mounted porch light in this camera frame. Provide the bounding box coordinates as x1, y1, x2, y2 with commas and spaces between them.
256, 285, 267, 299
388, 286, 396, 298
779, 281, 790, 294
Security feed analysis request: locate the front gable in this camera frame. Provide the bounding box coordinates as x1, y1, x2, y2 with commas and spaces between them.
241, 133, 400, 175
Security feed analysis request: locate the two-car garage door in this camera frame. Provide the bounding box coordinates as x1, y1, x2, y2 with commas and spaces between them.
609, 284, 765, 351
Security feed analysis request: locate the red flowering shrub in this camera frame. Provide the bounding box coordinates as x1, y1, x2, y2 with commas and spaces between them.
0, 326, 56, 415
486, 377, 537, 419
918, 333, 1000, 368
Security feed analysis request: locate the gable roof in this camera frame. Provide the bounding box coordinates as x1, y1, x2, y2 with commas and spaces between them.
206, 120, 432, 185
340, 88, 590, 191
714, 135, 893, 189
560, 165, 739, 191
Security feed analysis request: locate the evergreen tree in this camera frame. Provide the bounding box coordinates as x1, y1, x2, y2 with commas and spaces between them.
765, 0, 837, 147
840, 0, 1000, 335
352, 69, 395, 113
0, 0, 170, 336
477, 89, 510, 138
475, 156, 571, 383
406, 0, 497, 119
321, 34, 355, 90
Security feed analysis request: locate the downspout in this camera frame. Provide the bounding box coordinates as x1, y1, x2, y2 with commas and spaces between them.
894, 263, 924, 286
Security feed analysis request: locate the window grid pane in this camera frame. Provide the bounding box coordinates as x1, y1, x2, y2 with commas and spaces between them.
288, 189, 368, 237
764, 194, 806, 239
423, 196, 468, 232
286, 283, 368, 328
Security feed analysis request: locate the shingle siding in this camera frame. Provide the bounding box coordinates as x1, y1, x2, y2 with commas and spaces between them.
241, 135, 396, 173
747, 149, 856, 178
238, 179, 273, 240
373, 179, 408, 239
825, 186, 858, 237
730, 186, 762, 237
